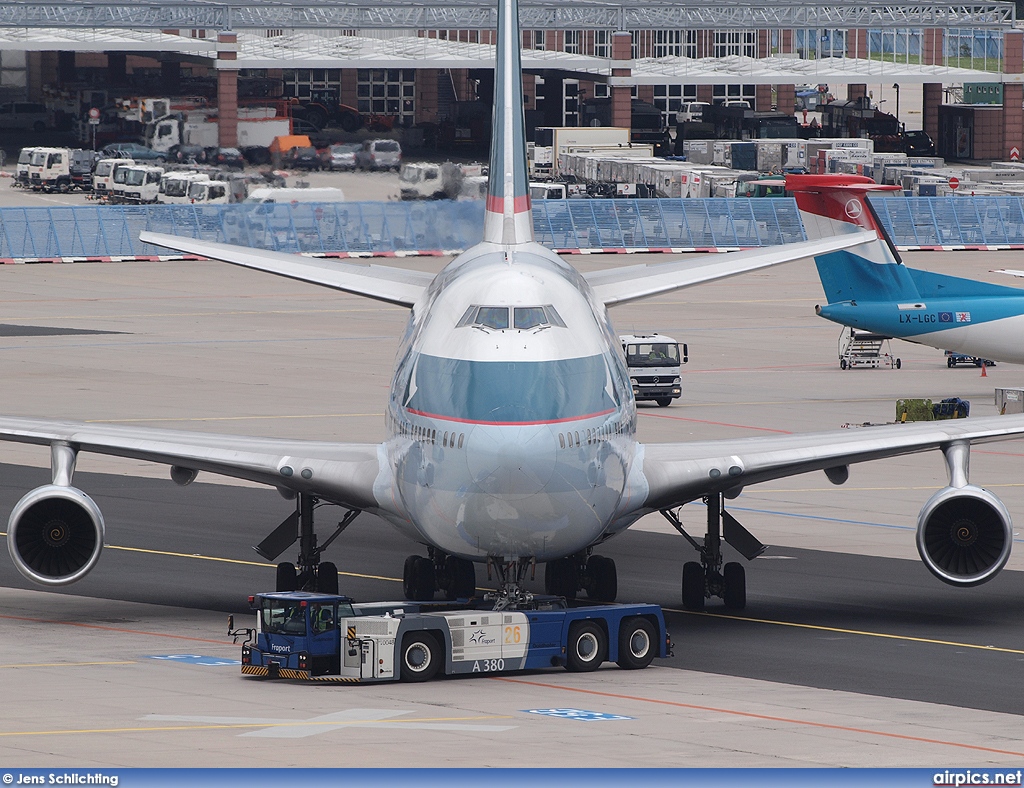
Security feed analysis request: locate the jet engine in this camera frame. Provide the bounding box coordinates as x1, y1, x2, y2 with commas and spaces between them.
916, 485, 1012, 587
7, 485, 105, 586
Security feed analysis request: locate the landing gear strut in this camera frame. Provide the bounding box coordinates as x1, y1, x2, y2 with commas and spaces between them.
253, 493, 360, 594
661, 492, 766, 611
544, 551, 617, 602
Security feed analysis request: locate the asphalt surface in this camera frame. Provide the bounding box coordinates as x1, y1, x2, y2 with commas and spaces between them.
3, 463, 1023, 716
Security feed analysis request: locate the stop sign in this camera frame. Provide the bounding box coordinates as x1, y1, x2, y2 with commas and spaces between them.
948, 176, 960, 191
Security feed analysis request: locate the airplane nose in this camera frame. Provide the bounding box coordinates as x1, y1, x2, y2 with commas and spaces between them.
465, 426, 556, 500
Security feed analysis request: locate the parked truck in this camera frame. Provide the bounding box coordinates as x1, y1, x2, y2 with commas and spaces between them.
234, 590, 671, 683
110, 164, 164, 204
27, 147, 98, 193
620, 333, 688, 406
399, 162, 486, 200
530, 127, 632, 179
145, 112, 292, 155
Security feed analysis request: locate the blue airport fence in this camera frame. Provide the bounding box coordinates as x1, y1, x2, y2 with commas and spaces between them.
1, 196, 1021, 260
0, 199, 807, 259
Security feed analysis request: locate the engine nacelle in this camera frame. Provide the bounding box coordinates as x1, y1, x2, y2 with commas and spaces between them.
7, 485, 105, 586
916, 485, 1012, 587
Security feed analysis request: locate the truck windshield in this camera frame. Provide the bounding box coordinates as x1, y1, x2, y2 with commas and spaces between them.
188, 182, 207, 200
164, 179, 188, 197
18, 150, 32, 164
261, 602, 309, 635
125, 170, 146, 186
113, 167, 131, 184
95, 161, 113, 177
29, 151, 47, 166
626, 343, 680, 367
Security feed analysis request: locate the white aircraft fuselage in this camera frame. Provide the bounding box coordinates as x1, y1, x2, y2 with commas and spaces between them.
378, 240, 646, 562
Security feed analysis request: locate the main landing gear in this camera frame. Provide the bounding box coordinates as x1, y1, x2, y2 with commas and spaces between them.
660, 492, 766, 611
403, 547, 477, 602
253, 493, 360, 594
544, 551, 617, 603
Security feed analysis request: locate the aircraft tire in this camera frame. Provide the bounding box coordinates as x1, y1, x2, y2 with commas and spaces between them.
723, 562, 746, 610
616, 616, 657, 670
588, 556, 617, 602
412, 556, 436, 601
444, 556, 476, 599
316, 561, 339, 595
276, 561, 298, 592
399, 632, 441, 682
682, 561, 705, 611
402, 555, 420, 599
565, 621, 607, 672
544, 558, 577, 601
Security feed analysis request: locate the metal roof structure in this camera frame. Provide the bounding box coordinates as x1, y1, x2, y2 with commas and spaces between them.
0, 1, 1014, 31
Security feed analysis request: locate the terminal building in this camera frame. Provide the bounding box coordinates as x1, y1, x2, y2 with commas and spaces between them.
0, 0, 1021, 160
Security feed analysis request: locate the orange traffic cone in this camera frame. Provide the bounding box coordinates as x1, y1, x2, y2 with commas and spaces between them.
981, 362, 988, 377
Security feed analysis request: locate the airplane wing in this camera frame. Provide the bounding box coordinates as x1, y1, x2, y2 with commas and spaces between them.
585, 231, 878, 307
0, 415, 382, 510
640, 414, 1024, 510
139, 232, 433, 308
991, 269, 1024, 278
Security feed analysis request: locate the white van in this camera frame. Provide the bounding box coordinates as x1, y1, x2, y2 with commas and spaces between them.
676, 102, 710, 123
244, 186, 346, 204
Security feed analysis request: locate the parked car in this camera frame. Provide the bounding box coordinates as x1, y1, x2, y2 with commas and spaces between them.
166, 144, 207, 164
322, 142, 361, 171
355, 139, 402, 171
902, 130, 936, 156
0, 102, 49, 133
282, 145, 321, 170
101, 142, 167, 161
205, 146, 245, 170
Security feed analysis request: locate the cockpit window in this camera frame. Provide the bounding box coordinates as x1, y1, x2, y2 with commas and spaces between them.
458, 305, 565, 331
476, 307, 509, 329
514, 306, 546, 329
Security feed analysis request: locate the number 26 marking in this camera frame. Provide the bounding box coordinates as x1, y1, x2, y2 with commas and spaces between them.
504, 625, 521, 644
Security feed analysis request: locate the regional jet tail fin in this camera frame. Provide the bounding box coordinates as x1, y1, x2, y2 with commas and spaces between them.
786, 174, 918, 305
139, 232, 432, 308
482, 0, 534, 246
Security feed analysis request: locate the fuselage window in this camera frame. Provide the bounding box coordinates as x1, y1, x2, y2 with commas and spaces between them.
457, 433, 464, 449
559, 433, 565, 449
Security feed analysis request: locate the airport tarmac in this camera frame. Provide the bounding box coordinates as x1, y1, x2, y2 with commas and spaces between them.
1, 245, 1024, 766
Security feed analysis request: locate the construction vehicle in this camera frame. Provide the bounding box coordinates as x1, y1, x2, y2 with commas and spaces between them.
290, 88, 365, 132
232, 590, 671, 683
620, 333, 688, 406
838, 328, 901, 370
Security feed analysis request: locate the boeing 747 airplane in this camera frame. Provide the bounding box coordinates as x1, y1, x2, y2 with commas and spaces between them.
5, 2, 1024, 613
798, 173, 1024, 365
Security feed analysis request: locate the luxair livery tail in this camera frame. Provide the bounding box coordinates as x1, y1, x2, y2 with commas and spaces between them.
483, 0, 532, 246
789, 174, 1024, 364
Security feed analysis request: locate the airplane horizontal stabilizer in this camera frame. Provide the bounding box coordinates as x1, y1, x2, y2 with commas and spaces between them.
586, 232, 878, 307
139, 232, 432, 308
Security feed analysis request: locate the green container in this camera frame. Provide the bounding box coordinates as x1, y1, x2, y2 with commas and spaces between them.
896, 398, 934, 422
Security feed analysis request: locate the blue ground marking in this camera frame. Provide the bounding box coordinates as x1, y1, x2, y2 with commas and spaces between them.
146, 654, 241, 666
522, 709, 633, 722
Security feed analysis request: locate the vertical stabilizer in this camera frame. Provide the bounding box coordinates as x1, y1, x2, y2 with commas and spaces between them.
483, 0, 534, 245
787, 174, 921, 304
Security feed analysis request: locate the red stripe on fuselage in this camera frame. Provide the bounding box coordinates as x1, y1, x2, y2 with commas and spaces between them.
485, 194, 531, 214
405, 406, 615, 426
